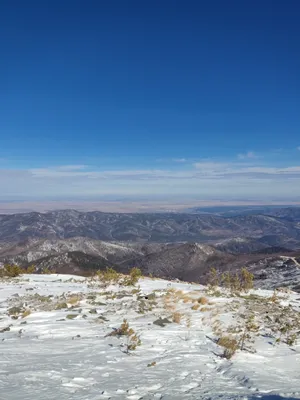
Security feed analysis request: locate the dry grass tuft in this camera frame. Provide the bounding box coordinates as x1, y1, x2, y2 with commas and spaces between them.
197, 296, 208, 305
166, 287, 176, 294
172, 312, 182, 324
106, 319, 141, 353
217, 335, 239, 359
22, 309, 31, 318
191, 303, 200, 311
200, 306, 210, 312
147, 361, 157, 367
163, 294, 176, 311
67, 295, 81, 305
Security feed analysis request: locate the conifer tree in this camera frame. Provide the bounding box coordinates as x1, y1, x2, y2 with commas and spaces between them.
221, 272, 231, 290
240, 267, 254, 292
208, 267, 219, 287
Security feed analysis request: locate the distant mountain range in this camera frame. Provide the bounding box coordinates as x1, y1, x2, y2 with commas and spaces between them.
1, 208, 300, 291
1, 208, 300, 246
186, 205, 300, 219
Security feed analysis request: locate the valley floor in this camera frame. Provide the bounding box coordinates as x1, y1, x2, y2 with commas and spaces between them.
0, 274, 300, 399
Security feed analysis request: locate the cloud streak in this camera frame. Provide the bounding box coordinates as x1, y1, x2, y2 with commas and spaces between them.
172, 158, 187, 163
2, 157, 300, 200
237, 151, 258, 160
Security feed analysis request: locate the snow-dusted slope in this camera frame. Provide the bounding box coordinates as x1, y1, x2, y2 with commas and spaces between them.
1, 209, 300, 244
0, 274, 300, 399
0, 237, 144, 264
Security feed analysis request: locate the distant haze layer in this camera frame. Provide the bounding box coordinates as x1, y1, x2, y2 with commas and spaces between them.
1, 200, 300, 214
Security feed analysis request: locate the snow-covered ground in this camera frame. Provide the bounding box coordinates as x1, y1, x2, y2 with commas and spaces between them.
0, 274, 300, 399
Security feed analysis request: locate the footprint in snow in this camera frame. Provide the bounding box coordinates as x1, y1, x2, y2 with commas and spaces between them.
137, 384, 162, 392
179, 371, 190, 380
98, 391, 111, 399
116, 389, 126, 394
179, 382, 200, 392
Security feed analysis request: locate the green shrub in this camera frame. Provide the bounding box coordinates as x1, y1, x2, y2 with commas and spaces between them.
1, 264, 23, 278
221, 272, 231, 289
208, 267, 219, 287
240, 268, 254, 292
122, 267, 142, 286
42, 267, 52, 274
95, 267, 120, 285
66, 314, 78, 320
129, 267, 142, 284
218, 268, 253, 293
24, 265, 35, 274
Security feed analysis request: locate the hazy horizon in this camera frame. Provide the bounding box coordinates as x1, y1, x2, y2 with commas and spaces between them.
0, 199, 300, 214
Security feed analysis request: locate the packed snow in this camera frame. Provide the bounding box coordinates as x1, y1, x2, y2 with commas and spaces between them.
0, 274, 300, 399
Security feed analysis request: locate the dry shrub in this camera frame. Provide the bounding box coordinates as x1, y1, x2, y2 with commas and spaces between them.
200, 306, 210, 312
163, 294, 176, 312
191, 303, 200, 311
172, 312, 182, 324
147, 361, 156, 367
212, 323, 223, 336
286, 333, 297, 346
131, 288, 140, 294
166, 287, 176, 294
186, 315, 191, 328
197, 296, 208, 305
67, 295, 81, 305
55, 302, 68, 310
212, 320, 223, 337
269, 290, 279, 303
107, 319, 141, 353
217, 335, 239, 359
108, 319, 132, 336
183, 297, 190, 303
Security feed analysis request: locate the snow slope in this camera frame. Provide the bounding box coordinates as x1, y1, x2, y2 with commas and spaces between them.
0, 274, 300, 399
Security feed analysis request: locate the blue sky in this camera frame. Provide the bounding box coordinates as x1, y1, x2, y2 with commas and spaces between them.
0, 0, 300, 201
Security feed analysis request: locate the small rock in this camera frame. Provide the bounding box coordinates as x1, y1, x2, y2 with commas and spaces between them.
153, 318, 172, 327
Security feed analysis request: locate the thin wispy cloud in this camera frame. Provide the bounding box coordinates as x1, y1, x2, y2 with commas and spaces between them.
172, 158, 187, 163
2, 151, 300, 200
55, 165, 88, 171
237, 151, 258, 160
